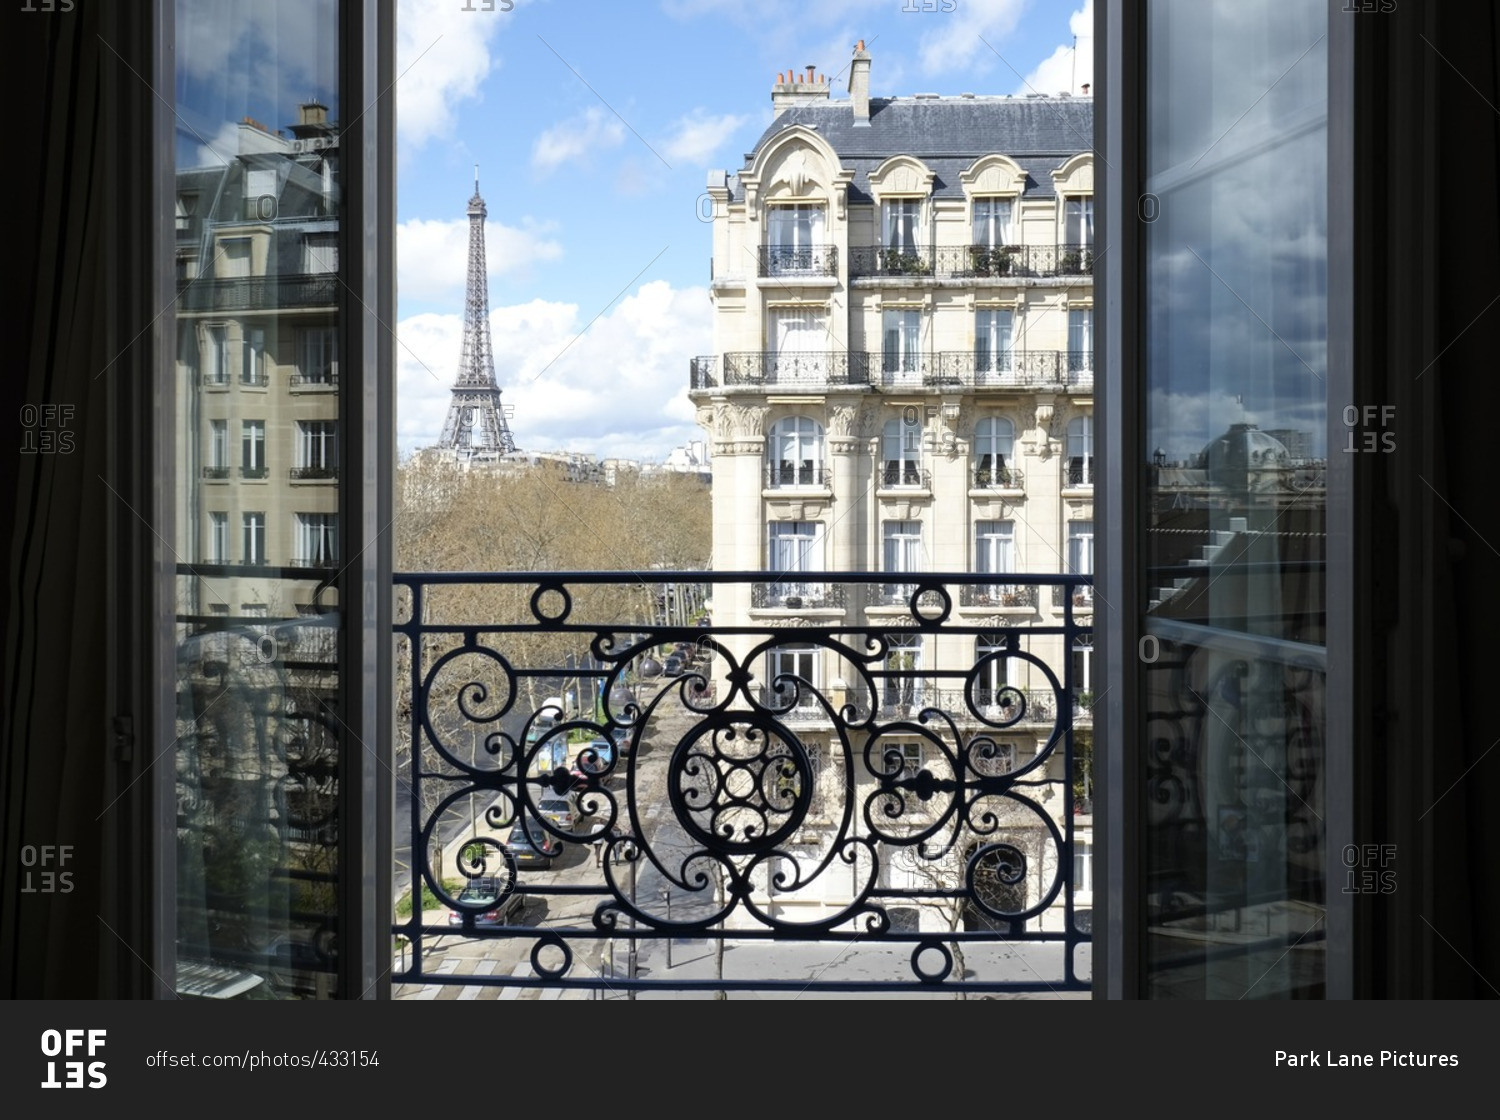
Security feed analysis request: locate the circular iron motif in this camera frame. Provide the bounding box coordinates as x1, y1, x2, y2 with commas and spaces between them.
668, 715, 812, 854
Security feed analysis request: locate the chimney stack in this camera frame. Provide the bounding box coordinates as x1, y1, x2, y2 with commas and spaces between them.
1081, 83, 1090, 96
848, 40, 871, 125
771, 63, 830, 116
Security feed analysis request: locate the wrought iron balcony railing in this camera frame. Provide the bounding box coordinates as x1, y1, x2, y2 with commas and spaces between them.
202, 466, 230, 480
392, 569, 1092, 997
1052, 582, 1095, 609
958, 583, 1039, 608
764, 463, 830, 488
848, 244, 936, 277
758, 244, 839, 277
1054, 243, 1095, 275
176, 274, 339, 312
690, 355, 717, 390
289, 369, 338, 389
1066, 462, 1095, 487
290, 466, 338, 481
750, 581, 847, 610
972, 466, 1024, 489
719, 351, 872, 387
847, 243, 1101, 280
878, 464, 931, 490
240, 465, 268, 480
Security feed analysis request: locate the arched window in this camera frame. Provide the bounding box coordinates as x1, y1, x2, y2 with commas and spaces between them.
767, 416, 824, 486
882, 417, 922, 487
974, 417, 1015, 486
1067, 415, 1094, 486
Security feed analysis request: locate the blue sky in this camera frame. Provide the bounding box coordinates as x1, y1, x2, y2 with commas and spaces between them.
394, 0, 1095, 460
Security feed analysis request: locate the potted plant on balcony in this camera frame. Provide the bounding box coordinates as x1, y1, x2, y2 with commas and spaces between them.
1000, 588, 1027, 607
968, 245, 1014, 277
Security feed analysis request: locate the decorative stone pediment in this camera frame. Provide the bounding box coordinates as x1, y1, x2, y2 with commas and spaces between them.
960, 154, 1028, 198
868, 155, 936, 201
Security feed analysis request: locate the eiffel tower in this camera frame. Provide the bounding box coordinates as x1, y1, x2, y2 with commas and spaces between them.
438, 168, 516, 456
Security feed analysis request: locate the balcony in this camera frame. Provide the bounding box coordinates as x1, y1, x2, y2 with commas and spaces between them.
240, 465, 268, 480
1066, 462, 1095, 488
848, 244, 936, 277
764, 463, 830, 488
290, 466, 338, 481
847, 243, 1100, 280
1052, 583, 1095, 610
718, 351, 871, 388
878, 464, 931, 490
1066, 349, 1094, 388
972, 466, 1024, 490
176, 273, 338, 312
758, 244, 838, 278
289, 369, 338, 390
391, 569, 1092, 997
750, 581, 846, 610
959, 583, 1039, 609
201, 466, 230, 480
929, 350, 1073, 388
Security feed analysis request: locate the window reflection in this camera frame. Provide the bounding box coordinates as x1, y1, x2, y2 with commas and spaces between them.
1142, 0, 1328, 998
173, 0, 340, 999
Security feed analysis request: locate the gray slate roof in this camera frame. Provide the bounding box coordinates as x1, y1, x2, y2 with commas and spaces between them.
736, 96, 1093, 204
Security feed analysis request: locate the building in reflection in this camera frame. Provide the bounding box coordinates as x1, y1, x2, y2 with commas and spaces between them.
175, 100, 341, 623
169, 98, 345, 997
689, 44, 1096, 935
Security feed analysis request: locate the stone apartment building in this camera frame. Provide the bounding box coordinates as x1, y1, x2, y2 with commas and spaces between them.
688, 44, 1096, 930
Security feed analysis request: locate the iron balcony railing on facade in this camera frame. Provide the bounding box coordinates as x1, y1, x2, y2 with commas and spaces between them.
848, 244, 937, 277
765, 462, 831, 488
750, 581, 847, 610
958, 583, 1039, 609
1054, 243, 1095, 275
690, 355, 717, 389
1066, 462, 1095, 487
875, 351, 940, 387
848, 243, 1100, 280
240, 370, 270, 388
878, 464, 931, 490
176, 273, 339, 312
392, 569, 1092, 997
758, 244, 839, 277
1052, 582, 1095, 609
202, 466, 230, 480
289, 369, 338, 389
972, 466, 1024, 489
929, 349, 1082, 388
1066, 349, 1094, 387
290, 465, 338, 481
719, 351, 872, 387
240, 465, 268, 480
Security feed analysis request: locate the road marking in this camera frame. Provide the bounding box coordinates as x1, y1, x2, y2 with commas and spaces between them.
456, 957, 497, 999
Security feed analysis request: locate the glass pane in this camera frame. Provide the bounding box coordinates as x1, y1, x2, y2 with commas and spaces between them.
172, 0, 342, 999
1142, 0, 1327, 999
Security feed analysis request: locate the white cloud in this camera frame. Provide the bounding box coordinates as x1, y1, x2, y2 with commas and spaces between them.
1019, 0, 1094, 96
398, 281, 712, 461
397, 215, 564, 306
916, 0, 1028, 78
661, 111, 751, 167
531, 107, 627, 175
396, 0, 507, 152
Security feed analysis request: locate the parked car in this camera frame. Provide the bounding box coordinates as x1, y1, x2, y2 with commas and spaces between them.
505, 818, 562, 869
536, 792, 579, 833
663, 654, 684, 677
447, 876, 525, 928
